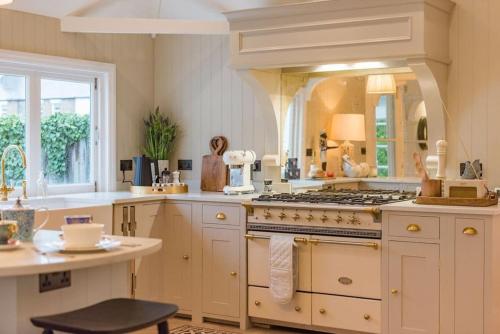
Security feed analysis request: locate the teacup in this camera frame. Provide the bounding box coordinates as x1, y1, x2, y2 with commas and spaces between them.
0, 221, 18, 245
61, 224, 104, 248
64, 215, 93, 225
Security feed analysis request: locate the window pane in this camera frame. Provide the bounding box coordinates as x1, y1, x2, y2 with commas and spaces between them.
41, 78, 92, 185
376, 141, 396, 177
375, 95, 395, 139
0, 74, 26, 185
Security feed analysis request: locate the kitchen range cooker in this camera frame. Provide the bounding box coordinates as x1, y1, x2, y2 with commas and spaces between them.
244, 188, 416, 333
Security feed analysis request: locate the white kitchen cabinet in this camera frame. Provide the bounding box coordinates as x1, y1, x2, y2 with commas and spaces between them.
113, 201, 164, 301
202, 227, 240, 317
454, 218, 484, 334
163, 203, 192, 312
387, 241, 439, 334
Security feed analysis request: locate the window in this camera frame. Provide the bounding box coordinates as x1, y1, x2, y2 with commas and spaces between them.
375, 95, 396, 176
0, 50, 116, 195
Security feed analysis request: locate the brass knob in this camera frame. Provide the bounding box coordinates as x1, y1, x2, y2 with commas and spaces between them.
391, 289, 398, 295
463, 227, 477, 236
320, 214, 328, 223
293, 213, 300, 221
364, 314, 371, 320
319, 308, 326, 314
216, 212, 226, 220
335, 215, 343, 224
230, 271, 237, 276
182, 255, 190, 260
264, 210, 271, 219
407, 224, 420, 232
279, 212, 287, 220
306, 214, 314, 222
255, 300, 261, 306
294, 306, 301, 312
349, 214, 360, 225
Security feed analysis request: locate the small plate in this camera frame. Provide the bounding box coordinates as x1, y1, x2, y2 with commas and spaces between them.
0, 240, 21, 251
46, 238, 121, 253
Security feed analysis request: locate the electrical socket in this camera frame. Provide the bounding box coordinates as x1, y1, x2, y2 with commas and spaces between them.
178, 159, 193, 171
39, 271, 71, 293
253, 160, 262, 172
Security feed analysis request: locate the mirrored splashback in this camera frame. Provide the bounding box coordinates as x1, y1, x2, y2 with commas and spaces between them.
280, 68, 428, 179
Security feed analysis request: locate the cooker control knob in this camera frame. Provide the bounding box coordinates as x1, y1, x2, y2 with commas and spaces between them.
335, 214, 343, 224
292, 212, 300, 221
320, 214, 328, 223
264, 209, 271, 219
349, 213, 360, 225
278, 211, 287, 220
306, 214, 314, 222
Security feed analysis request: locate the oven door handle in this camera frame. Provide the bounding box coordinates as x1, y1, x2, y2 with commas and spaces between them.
244, 233, 308, 244
309, 238, 379, 250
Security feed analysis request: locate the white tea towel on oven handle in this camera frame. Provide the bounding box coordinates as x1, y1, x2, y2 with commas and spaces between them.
269, 235, 298, 304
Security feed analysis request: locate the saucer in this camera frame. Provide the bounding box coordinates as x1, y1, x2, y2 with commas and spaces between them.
46, 238, 121, 253
0, 240, 21, 251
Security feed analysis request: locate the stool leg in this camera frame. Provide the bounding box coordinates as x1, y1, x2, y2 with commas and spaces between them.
42, 330, 54, 334
157, 321, 169, 334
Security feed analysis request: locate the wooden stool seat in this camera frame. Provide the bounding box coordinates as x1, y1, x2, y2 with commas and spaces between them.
31, 298, 178, 334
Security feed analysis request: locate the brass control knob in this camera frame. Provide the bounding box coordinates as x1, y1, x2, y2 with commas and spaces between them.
364, 314, 371, 320
264, 210, 271, 219
255, 300, 261, 306
294, 306, 301, 312
278, 212, 287, 220
320, 214, 329, 223
306, 214, 314, 222
293, 213, 300, 221
319, 308, 326, 314
348, 213, 360, 225
335, 214, 343, 224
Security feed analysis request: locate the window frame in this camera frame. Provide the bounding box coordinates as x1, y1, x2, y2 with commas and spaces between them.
0, 49, 116, 195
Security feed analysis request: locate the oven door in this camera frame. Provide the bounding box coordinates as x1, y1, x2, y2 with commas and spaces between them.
311, 235, 381, 299
246, 231, 311, 292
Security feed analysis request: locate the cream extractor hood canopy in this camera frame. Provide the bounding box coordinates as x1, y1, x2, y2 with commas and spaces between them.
223, 0, 455, 157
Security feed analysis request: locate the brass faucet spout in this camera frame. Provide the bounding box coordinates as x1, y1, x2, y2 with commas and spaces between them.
0, 145, 27, 201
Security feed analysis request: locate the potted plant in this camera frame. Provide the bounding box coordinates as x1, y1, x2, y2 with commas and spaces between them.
143, 107, 178, 174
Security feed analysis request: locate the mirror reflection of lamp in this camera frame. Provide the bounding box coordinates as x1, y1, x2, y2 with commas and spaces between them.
331, 114, 366, 159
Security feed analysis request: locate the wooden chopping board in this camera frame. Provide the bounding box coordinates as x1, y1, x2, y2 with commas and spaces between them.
201, 136, 228, 192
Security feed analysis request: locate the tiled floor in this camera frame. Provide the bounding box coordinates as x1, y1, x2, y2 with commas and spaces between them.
134, 317, 313, 334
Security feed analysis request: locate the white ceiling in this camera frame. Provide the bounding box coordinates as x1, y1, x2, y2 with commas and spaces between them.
3, 0, 311, 20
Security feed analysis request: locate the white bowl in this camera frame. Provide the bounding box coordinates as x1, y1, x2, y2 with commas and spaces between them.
61, 224, 104, 247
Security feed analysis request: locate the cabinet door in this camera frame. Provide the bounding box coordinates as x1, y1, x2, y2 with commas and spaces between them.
164, 203, 192, 311
388, 241, 439, 334
455, 219, 484, 334
202, 227, 240, 317
134, 202, 164, 302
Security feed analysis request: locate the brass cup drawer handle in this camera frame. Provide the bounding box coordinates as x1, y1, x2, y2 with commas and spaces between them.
407, 224, 421, 232
216, 212, 226, 220
463, 227, 478, 236
294, 306, 301, 312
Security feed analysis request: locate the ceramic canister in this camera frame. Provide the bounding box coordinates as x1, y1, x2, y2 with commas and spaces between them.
1, 198, 49, 242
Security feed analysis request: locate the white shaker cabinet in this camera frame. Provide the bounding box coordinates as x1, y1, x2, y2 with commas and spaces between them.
387, 241, 439, 334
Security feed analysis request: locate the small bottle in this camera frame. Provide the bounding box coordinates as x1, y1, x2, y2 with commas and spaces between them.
263, 179, 273, 194
36, 171, 48, 198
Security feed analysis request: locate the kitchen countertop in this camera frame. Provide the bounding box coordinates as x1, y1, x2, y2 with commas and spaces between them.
0, 230, 161, 277
381, 200, 500, 215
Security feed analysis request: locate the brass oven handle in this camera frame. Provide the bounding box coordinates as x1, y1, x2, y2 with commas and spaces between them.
407, 224, 421, 232
463, 227, 478, 236
216, 212, 226, 220
309, 238, 379, 250
245, 234, 308, 244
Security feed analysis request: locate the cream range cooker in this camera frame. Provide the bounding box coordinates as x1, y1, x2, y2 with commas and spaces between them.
244, 189, 415, 334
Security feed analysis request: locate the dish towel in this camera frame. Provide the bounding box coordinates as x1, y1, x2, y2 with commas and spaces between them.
269, 235, 298, 304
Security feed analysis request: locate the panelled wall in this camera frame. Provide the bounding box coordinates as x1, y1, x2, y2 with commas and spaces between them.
448, 0, 500, 186
154, 35, 270, 181
0, 9, 154, 185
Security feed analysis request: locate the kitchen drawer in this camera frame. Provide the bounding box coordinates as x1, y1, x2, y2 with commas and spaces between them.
248, 286, 311, 325
312, 294, 381, 334
388, 214, 440, 239
202, 204, 240, 226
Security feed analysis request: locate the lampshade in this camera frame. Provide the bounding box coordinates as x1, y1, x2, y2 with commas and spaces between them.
0, 0, 13, 5
331, 114, 366, 141
366, 74, 396, 94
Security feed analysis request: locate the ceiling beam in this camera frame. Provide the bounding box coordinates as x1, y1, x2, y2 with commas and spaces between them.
60, 16, 229, 35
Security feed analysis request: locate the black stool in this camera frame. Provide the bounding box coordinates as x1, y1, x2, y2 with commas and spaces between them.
31, 298, 178, 334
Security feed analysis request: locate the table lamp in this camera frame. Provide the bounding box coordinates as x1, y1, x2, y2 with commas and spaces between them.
331, 114, 366, 158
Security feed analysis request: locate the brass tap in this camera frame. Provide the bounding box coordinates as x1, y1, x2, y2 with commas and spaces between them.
0, 145, 27, 201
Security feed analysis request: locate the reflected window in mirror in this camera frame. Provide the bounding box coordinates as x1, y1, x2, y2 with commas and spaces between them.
375, 95, 396, 176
